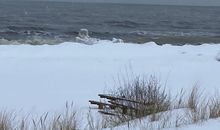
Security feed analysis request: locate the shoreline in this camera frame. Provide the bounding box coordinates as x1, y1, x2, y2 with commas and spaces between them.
1, 35, 220, 45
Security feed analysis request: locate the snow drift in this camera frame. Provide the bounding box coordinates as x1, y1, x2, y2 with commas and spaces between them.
216, 51, 220, 61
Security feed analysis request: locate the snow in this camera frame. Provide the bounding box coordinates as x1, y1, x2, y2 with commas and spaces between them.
216, 50, 220, 61
103, 108, 220, 130
108, 117, 220, 130
0, 41, 220, 129
168, 118, 220, 130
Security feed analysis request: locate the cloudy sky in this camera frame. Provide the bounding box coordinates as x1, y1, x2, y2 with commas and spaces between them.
12, 0, 220, 6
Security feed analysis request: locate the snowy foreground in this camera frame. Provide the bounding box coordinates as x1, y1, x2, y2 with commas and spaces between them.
0, 41, 220, 129
104, 109, 220, 130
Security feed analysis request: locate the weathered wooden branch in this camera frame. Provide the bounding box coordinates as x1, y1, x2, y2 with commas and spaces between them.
89, 100, 116, 109
98, 94, 154, 105
89, 94, 156, 116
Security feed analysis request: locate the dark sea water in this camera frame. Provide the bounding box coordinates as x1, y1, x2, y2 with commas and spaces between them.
1, 1, 220, 45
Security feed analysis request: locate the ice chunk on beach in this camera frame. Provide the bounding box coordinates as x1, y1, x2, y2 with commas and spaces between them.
112, 38, 124, 43
75, 29, 99, 45
75, 37, 98, 45
75, 29, 124, 45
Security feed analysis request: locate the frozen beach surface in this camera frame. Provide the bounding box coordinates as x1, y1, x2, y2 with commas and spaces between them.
0, 41, 220, 130
103, 108, 220, 130
216, 50, 220, 61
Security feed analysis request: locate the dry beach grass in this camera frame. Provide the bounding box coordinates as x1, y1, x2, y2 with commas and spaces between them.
0, 76, 220, 130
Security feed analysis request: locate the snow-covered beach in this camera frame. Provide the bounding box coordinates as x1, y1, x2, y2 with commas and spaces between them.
1, 41, 220, 110
1, 0, 220, 129
0, 41, 220, 129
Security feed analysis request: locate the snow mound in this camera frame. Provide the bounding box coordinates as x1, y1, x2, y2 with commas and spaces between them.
103, 108, 220, 130
216, 51, 220, 61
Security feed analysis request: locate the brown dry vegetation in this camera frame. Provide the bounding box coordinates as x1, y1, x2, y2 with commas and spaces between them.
0, 76, 220, 130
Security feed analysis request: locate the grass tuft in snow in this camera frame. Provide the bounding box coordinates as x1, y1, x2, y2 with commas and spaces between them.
0, 111, 15, 130
0, 102, 79, 130
186, 85, 209, 123
102, 75, 171, 127
97, 76, 220, 130
33, 102, 78, 130
86, 109, 109, 130
0, 77, 220, 130
209, 94, 220, 119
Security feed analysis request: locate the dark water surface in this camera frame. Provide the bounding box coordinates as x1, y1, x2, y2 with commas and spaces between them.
1, 1, 220, 45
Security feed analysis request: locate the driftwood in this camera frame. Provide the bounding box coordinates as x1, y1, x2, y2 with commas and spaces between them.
89, 94, 154, 116
98, 111, 117, 116
99, 94, 154, 106
89, 100, 116, 109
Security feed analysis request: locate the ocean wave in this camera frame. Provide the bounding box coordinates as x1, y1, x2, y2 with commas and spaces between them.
0, 28, 54, 38
1, 27, 220, 45
7, 26, 46, 31
0, 37, 64, 45
105, 20, 142, 28
129, 30, 218, 37
0, 38, 21, 45
1, 35, 220, 46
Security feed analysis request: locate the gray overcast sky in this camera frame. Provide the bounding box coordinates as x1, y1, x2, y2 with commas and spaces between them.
13, 0, 220, 6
